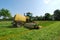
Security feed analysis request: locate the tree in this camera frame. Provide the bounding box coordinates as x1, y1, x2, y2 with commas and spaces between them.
44, 13, 51, 20
34, 16, 42, 21
35, 16, 39, 21
39, 16, 43, 20
0, 8, 12, 19
54, 9, 60, 20
0, 11, 2, 17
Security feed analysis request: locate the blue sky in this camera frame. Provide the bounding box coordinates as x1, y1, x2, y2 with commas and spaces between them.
0, 0, 60, 16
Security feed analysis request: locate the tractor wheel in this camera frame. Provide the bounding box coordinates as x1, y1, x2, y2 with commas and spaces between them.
15, 22, 22, 27
16, 23, 21, 27
13, 23, 17, 27
12, 22, 20, 27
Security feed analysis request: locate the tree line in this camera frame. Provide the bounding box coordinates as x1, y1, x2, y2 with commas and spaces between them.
41, 9, 60, 21
0, 8, 12, 21
0, 8, 60, 21
25, 9, 60, 21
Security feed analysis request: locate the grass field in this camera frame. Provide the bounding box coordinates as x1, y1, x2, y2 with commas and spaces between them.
0, 21, 60, 40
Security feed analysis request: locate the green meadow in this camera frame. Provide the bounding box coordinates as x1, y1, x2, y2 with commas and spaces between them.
0, 21, 60, 40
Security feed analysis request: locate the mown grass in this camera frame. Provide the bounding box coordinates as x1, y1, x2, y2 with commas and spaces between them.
36, 21, 56, 27
0, 21, 60, 40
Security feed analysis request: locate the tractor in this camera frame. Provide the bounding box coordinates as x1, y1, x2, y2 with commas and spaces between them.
12, 13, 40, 29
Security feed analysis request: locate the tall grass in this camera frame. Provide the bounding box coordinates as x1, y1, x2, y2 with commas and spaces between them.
0, 21, 60, 40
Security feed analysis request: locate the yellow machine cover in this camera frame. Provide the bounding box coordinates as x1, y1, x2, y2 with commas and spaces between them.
14, 14, 26, 22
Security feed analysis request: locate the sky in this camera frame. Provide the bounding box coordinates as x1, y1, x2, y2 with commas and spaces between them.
0, 0, 60, 16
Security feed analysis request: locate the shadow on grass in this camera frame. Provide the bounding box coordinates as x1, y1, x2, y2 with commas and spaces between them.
0, 25, 17, 28
0, 25, 40, 30
7, 26, 18, 28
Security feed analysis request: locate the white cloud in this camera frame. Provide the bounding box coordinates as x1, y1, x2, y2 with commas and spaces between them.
43, 0, 51, 4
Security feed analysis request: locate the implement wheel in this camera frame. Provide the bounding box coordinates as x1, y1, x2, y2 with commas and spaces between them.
34, 25, 39, 29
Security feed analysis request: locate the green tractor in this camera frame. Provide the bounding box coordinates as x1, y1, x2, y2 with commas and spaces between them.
12, 12, 40, 29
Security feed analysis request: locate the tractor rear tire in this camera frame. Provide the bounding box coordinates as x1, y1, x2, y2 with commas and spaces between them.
16, 23, 21, 27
